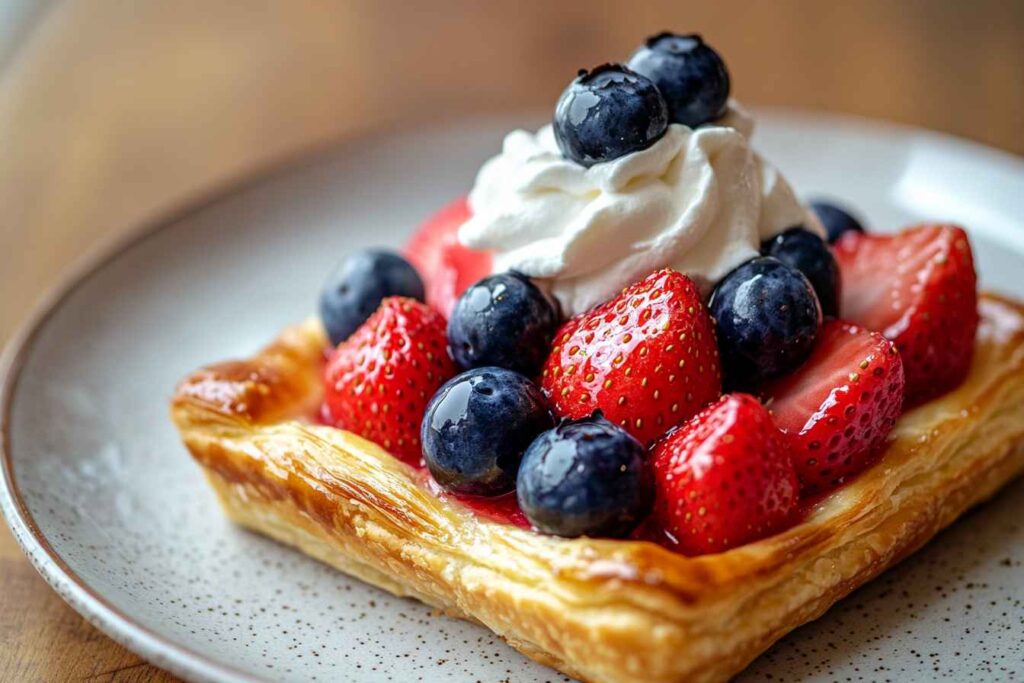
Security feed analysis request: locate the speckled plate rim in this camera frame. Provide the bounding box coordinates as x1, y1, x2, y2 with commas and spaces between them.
2, 110, 1023, 683
0, 124, 398, 683
0, 152, 316, 683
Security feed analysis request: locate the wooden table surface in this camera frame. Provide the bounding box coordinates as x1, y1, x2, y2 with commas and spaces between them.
1, 1, 1022, 680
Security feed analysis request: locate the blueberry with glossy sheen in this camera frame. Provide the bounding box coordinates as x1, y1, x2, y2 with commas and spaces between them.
422, 368, 553, 496
809, 200, 866, 244
553, 63, 669, 168
319, 250, 425, 345
709, 257, 822, 390
627, 32, 730, 127
517, 416, 653, 538
447, 272, 559, 375
761, 227, 842, 317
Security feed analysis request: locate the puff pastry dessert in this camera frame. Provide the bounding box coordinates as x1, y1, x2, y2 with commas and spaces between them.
171, 31, 1024, 683
172, 294, 1024, 683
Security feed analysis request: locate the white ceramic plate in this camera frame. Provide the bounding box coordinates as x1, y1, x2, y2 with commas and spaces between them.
3, 111, 1023, 683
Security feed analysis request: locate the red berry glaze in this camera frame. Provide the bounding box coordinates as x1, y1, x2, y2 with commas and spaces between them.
834, 224, 978, 406
650, 394, 799, 555
323, 297, 457, 464
541, 269, 721, 446
404, 197, 493, 318
765, 320, 905, 494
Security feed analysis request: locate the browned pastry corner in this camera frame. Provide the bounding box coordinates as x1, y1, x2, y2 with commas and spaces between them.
170, 294, 1024, 683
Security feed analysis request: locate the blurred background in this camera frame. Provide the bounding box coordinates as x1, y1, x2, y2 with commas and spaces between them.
0, 0, 1022, 679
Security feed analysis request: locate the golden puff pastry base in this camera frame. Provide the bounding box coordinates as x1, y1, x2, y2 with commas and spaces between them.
171, 294, 1024, 683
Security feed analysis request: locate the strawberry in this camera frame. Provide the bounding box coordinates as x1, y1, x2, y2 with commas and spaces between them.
323, 297, 457, 464
765, 320, 905, 494
403, 197, 493, 318
650, 393, 799, 555
541, 269, 721, 446
834, 224, 978, 406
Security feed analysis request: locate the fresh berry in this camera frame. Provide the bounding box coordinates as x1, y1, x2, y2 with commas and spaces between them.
323, 297, 456, 464
553, 63, 669, 168
447, 272, 559, 376
810, 199, 866, 244
626, 32, 730, 127
422, 367, 553, 496
650, 394, 798, 555
761, 227, 842, 317
517, 415, 652, 538
709, 257, 822, 390
403, 197, 493, 317
319, 250, 425, 346
834, 225, 978, 405
541, 269, 721, 445
765, 321, 905, 494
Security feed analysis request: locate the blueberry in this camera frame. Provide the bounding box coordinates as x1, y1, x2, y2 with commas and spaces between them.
709, 257, 822, 390
553, 63, 669, 168
422, 368, 553, 496
517, 415, 652, 538
320, 250, 424, 346
761, 227, 842, 318
809, 200, 866, 244
627, 32, 730, 127
447, 272, 559, 376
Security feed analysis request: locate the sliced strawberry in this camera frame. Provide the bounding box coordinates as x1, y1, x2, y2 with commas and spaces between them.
650, 393, 799, 555
765, 320, 905, 494
834, 224, 978, 405
541, 269, 721, 446
323, 297, 457, 464
403, 197, 493, 318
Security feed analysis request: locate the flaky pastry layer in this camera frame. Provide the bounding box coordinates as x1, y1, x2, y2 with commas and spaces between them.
171, 294, 1024, 683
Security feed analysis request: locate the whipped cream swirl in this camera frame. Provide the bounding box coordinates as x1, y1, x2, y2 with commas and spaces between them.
459, 104, 823, 317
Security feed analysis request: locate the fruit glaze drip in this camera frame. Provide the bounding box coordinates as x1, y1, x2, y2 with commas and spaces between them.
317, 32, 979, 555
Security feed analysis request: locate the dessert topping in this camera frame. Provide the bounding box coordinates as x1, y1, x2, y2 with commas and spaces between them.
835, 224, 978, 405
459, 103, 821, 316
553, 63, 669, 168
810, 199, 867, 244
320, 250, 424, 346
517, 414, 653, 538
626, 32, 731, 128
541, 269, 722, 446
447, 271, 560, 376
323, 297, 456, 464
421, 367, 553, 496
404, 197, 493, 318
765, 320, 905, 494
709, 256, 822, 390
650, 393, 799, 554
761, 227, 842, 318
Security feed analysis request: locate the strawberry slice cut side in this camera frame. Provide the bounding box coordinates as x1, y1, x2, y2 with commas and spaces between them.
766, 319, 905, 494
834, 224, 977, 406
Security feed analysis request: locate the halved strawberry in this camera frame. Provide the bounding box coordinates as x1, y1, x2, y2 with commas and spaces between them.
834, 224, 977, 406
403, 197, 493, 318
650, 393, 799, 555
765, 320, 905, 494
323, 297, 457, 464
541, 269, 721, 446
